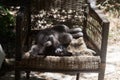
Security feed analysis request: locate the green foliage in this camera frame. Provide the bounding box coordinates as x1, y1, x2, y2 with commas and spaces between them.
0, 4, 15, 57
0, 4, 15, 38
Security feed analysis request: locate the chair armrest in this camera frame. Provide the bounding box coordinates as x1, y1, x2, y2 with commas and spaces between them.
16, 8, 30, 61
16, 10, 24, 61
89, 7, 109, 24
87, 0, 109, 24
90, 7, 109, 63
85, 1, 110, 63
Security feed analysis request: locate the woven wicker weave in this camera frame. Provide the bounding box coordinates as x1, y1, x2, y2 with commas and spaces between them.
17, 55, 100, 71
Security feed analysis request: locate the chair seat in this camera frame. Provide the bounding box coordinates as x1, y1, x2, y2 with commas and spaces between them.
16, 55, 101, 71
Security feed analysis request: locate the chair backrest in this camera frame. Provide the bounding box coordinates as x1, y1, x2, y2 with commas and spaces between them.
29, 0, 87, 30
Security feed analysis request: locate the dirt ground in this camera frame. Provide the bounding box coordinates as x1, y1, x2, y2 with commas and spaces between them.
0, 13, 120, 80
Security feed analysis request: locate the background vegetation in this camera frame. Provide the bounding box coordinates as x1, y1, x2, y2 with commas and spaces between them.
98, 0, 120, 17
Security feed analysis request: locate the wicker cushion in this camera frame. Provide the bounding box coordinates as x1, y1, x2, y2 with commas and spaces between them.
17, 55, 100, 71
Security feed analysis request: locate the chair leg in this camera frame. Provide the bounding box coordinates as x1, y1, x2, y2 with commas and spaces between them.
26, 71, 30, 79
98, 64, 106, 80
76, 73, 80, 80
15, 69, 21, 80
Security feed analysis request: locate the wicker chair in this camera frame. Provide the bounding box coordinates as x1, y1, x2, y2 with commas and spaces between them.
15, 0, 109, 80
